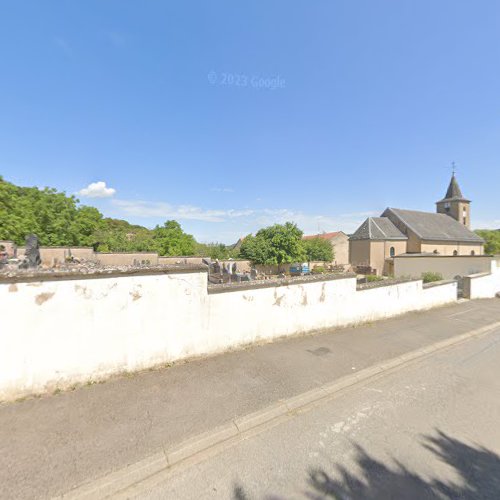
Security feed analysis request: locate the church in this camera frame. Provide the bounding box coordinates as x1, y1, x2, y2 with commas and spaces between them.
349, 174, 485, 275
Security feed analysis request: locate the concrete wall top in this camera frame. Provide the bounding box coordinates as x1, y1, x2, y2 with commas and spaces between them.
393, 254, 491, 259
0, 265, 208, 284
422, 279, 458, 289
95, 251, 158, 255
208, 273, 356, 294
357, 277, 420, 291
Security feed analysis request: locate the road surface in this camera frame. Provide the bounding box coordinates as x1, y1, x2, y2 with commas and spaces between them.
131, 324, 500, 499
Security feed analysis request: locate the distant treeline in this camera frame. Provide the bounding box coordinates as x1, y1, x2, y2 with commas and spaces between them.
0, 176, 237, 259
475, 230, 500, 255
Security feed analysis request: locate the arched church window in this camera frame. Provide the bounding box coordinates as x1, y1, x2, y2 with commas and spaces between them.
389, 247, 395, 257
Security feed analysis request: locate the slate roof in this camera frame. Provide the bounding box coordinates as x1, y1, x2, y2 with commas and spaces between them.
437, 175, 470, 202
349, 217, 407, 241
382, 208, 484, 243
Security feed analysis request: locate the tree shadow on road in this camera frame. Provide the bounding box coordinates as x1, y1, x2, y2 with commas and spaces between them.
233, 430, 500, 499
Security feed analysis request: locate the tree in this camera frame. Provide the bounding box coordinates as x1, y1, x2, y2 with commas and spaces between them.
72, 206, 104, 247
152, 220, 196, 256
303, 237, 334, 262
476, 230, 500, 255
239, 222, 306, 266
195, 242, 238, 260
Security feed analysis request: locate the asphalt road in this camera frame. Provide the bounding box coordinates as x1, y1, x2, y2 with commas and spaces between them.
135, 325, 500, 499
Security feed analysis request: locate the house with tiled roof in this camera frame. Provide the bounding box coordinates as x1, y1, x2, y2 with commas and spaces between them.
349, 175, 485, 275
302, 231, 349, 265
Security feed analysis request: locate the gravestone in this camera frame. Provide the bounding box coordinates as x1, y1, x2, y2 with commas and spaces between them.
20, 234, 41, 269
0, 245, 7, 268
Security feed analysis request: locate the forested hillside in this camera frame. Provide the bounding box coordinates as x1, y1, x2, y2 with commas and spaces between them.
0, 176, 236, 258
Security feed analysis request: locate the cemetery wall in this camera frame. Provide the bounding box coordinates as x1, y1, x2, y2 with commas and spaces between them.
463, 260, 500, 299
0, 269, 457, 401
95, 252, 159, 266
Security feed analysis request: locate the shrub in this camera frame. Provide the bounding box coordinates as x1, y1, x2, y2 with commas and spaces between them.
366, 274, 383, 282
312, 266, 326, 274
421, 271, 443, 283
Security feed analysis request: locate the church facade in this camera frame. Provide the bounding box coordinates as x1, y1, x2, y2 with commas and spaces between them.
349, 175, 485, 275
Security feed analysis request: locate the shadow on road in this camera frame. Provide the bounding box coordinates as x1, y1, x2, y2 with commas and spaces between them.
233, 430, 500, 499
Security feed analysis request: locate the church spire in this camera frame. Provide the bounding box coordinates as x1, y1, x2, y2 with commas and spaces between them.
436, 172, 471, 228
444, 174, 464, 200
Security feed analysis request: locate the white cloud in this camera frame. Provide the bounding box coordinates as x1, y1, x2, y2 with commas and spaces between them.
473, 219, 500, 230
111, 199, 370, 237
78, 181, 116, 198
112, 199, 252, 222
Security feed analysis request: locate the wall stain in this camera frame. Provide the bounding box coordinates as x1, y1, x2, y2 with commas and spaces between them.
8, 284, 18, 293
35, 292, 55, 305
242, 295, 254, 302
319, 283, 326, 302
130, 290, 142, 301
273, 289, 285, 306
74, 284, 92, 299
301, 289, 308, 306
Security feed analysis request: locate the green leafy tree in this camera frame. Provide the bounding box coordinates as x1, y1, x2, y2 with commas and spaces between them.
239, 222, 306, 266
152, 220, 196, 256
0, 177, 82, 245
93, 218, 156, 252
303, 237, 334, 262
195, 242, 239, 260
476, 230, 500, 255
72, 206, 104, 247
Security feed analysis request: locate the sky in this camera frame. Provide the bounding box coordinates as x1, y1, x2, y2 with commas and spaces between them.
1, 1, 500, 243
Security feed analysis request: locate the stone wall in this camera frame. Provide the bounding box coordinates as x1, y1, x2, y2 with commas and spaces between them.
0, 268, 457, 401
16, 247, 95, 266
95, 252, 159, 266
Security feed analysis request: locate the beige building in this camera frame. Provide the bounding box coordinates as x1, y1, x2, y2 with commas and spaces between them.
302, 231, 350, 265
350, 175, 485, 275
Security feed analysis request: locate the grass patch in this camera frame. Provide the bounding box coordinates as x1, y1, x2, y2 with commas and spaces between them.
421, 271, 443, 283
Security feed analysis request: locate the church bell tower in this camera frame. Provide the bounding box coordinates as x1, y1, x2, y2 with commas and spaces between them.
436, 173, 471, 228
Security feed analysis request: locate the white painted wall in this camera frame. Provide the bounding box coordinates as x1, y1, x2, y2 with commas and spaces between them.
463, 261, 500, 299
0, 271, 457, 401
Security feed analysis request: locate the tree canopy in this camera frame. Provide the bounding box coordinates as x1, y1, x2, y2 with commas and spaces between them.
1, 177, 345, 262
0, 175, 102, 246
475, 230, 500, 255
239, 222, 306, 265
152, 220, 196, 256
303, 237, 334, 262
0, 177, 199, 256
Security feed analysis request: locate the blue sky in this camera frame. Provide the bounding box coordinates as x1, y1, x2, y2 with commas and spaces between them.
1, 1, 499, 243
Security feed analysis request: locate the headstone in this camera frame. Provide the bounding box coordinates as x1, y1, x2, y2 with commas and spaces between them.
0, 245, 7, 268
19, 234, 41, 269
250, 268, 258, 280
